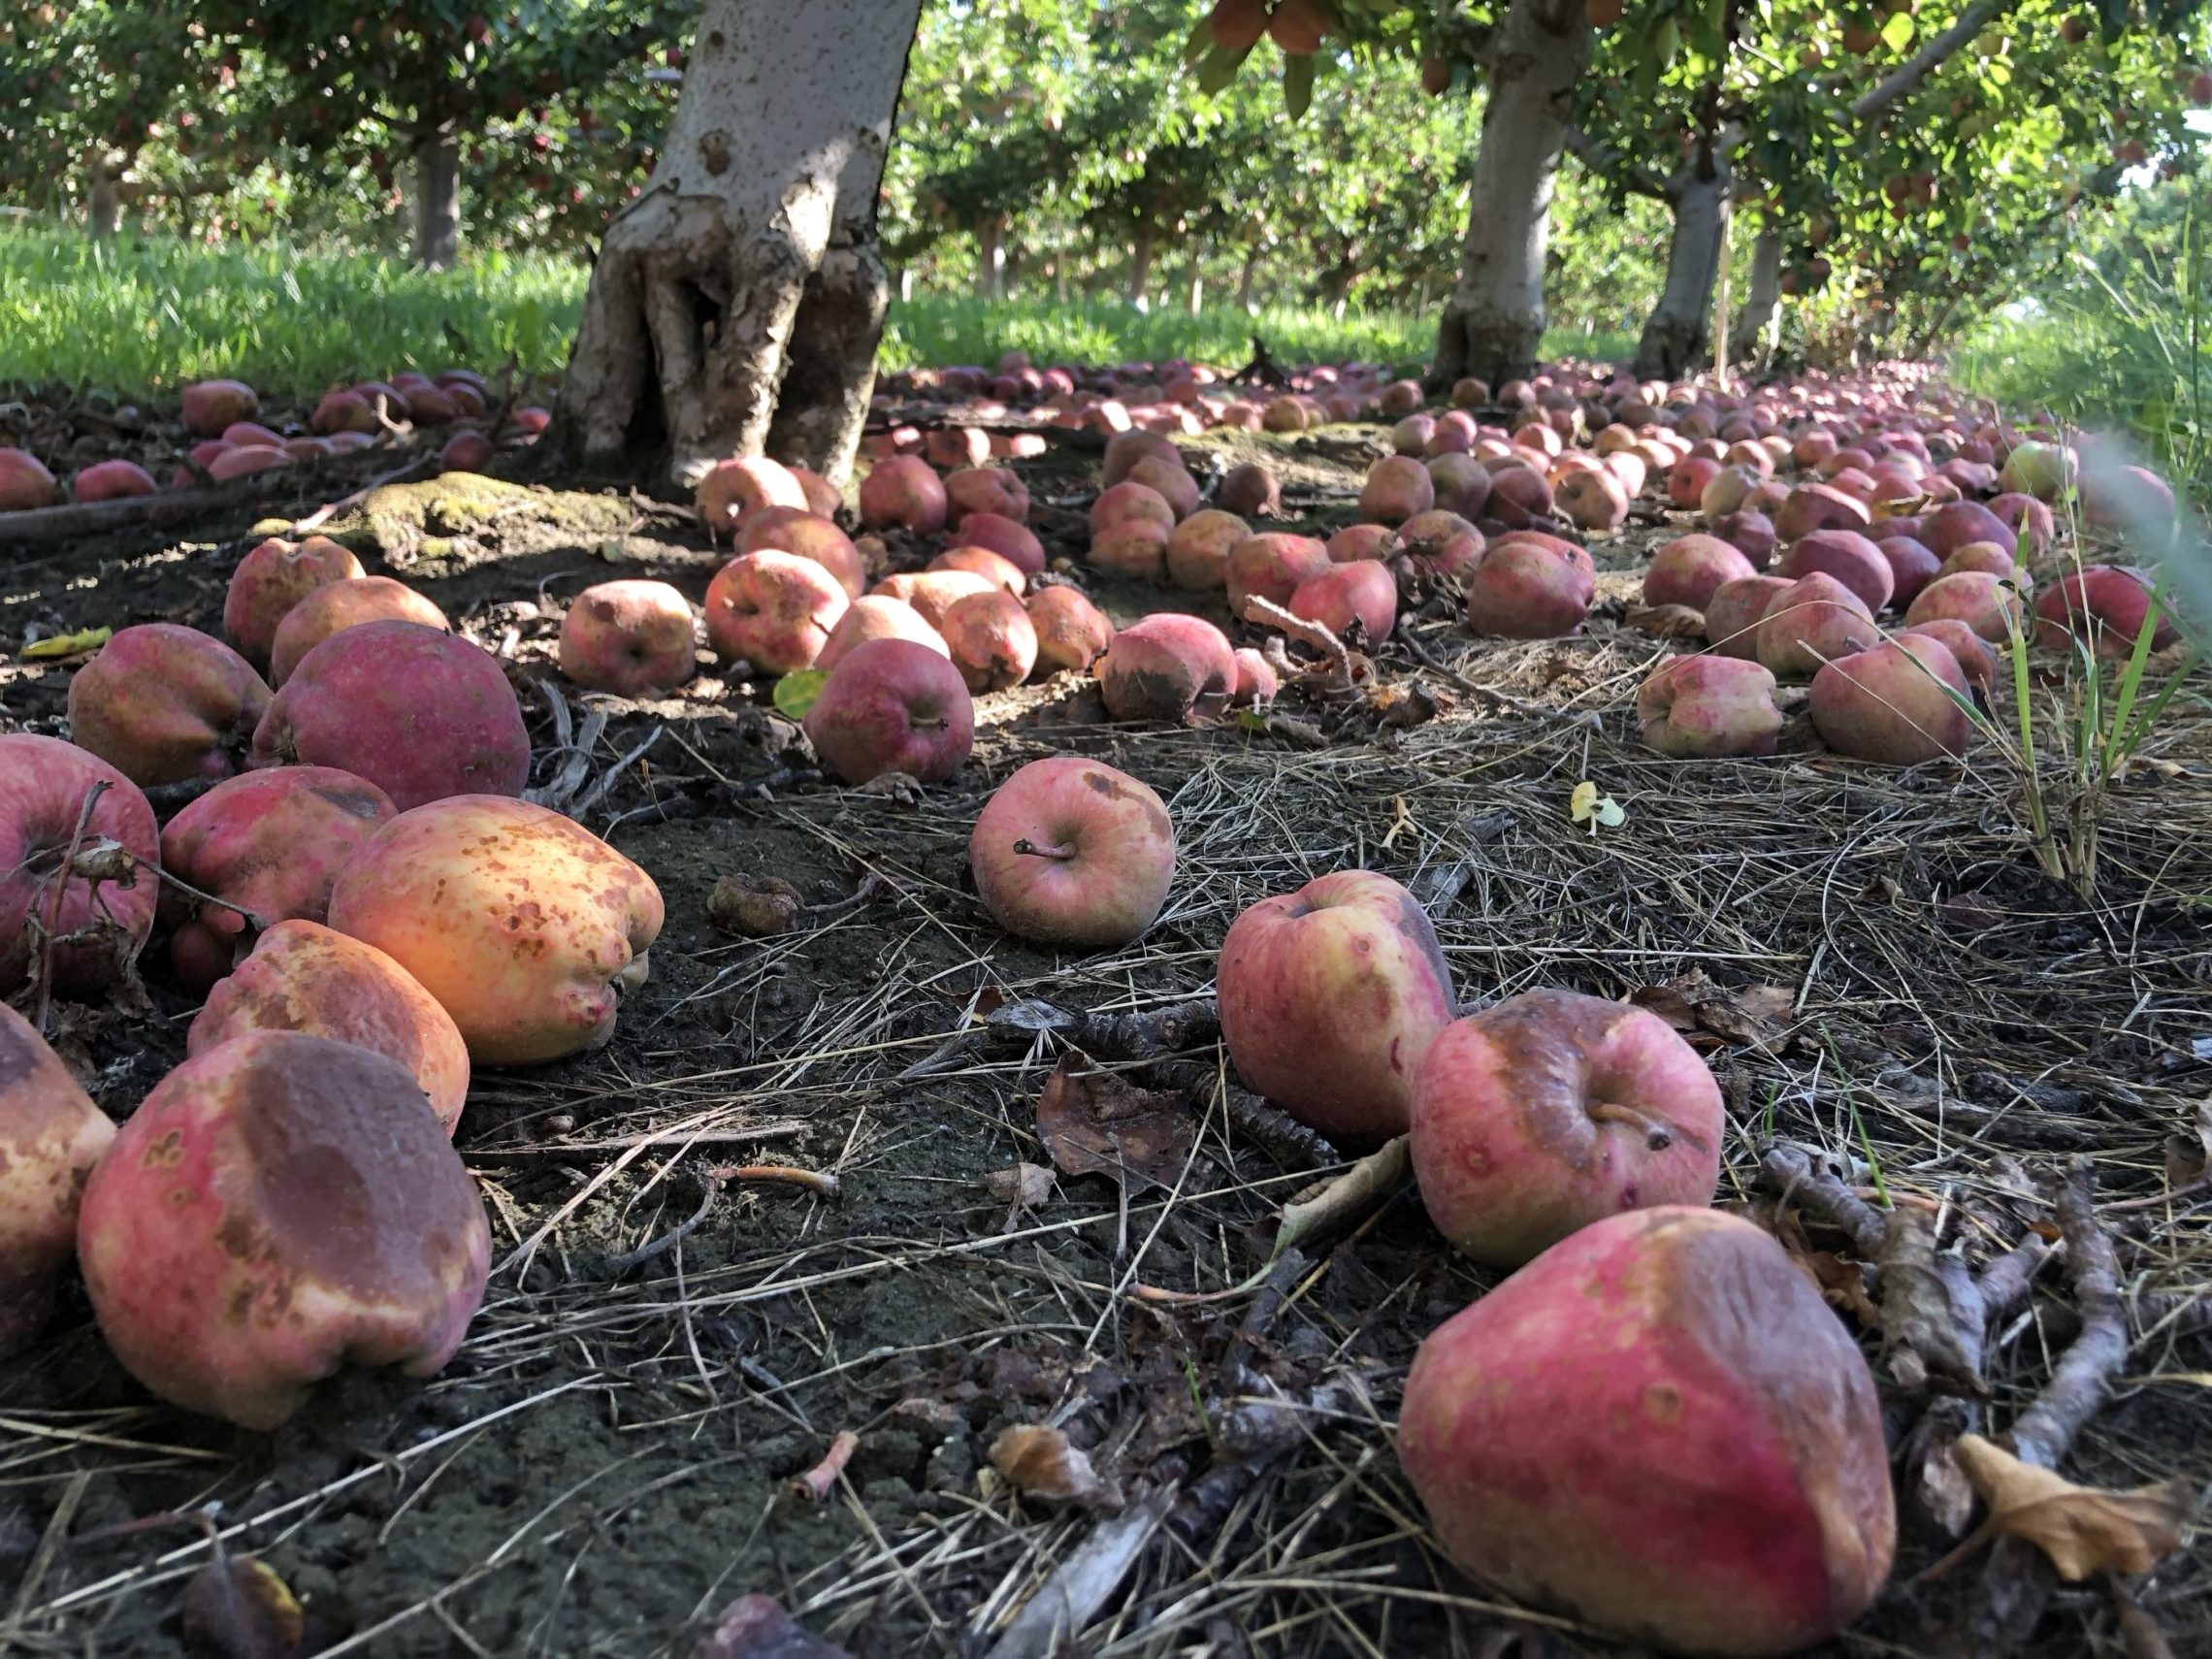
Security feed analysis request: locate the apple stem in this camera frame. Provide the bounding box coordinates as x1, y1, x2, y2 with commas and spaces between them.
1589, 1100, 1674, 1151
911, 716, 948, 732
1012, 838, 1078, 861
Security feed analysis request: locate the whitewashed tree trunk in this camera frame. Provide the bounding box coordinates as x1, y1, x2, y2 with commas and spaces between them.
1128, 219, 1155, 309
412, 127, 461, 270
1632, 152, 1731, 378
554, 0, 925, 485
975, 214, 1003, 298
1431, 0, 1589, 388
1237, 244, 1259, 310
1729, 221, 1784, 366
1187, 253, 1203, 316
85, 152, 120, 239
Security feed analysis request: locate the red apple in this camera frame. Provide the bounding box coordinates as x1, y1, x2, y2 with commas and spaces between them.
268, 576, 450, 687
802, 638, 974, 784
957, 511, 1047, 576
1465, 538, 1594, 637
1026, 585, 1116, 673
1756, 572, 1877, 678
1218, 870, 1457, 1142
560, 579, 699, 695
1290, 559, 1396, 641
941, 589, 1038, 691
67, 624, 272, 788
0, 1003, 114, 1353
0, 735, 159, 998
969, 758, 1174, 948
2033, 565, 2179, 658
1166, 509, 1249, 590
1398, 1207, 1896, 1654
1644, 535, 1757, 612
1226, 534, 1331, 617
817, 595, 950, 673
705, 550, 850, 673
1903, 569, 2025, 642
1094, 613, 1235, 723
1637, 656, 1785, 758
696, 455, 809, 538
1808, 634, 1974, 764
224, 536, 366, 669
1410, 990, 1724, 1264
737, 508, 866, 598
1872, 536, 1942, 610
1360, 456, 1437, 526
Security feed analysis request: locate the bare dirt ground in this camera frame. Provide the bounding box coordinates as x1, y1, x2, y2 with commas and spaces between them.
1, 412, 2208, 1658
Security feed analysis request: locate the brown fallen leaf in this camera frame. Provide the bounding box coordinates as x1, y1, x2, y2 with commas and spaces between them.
984, 1162, 1056, 1209
1631, 970, 1797, 1050
1625, 603, 1708, 640
181, 1555, 304, 1659
1033, 1055, 1198, 1191
688, 1594, 852, 1659
2163, 1098, 2212, 1192
1928, 1434, 2191, 1582
990, 1424, 1114, 1509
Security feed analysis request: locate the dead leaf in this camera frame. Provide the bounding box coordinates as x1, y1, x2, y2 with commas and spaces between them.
1033, 1055, 1197, 1191
1934, 1435, 2191, 1581
990, 1424, 1113, 1509
1625, 603, 1708, 639
688, 1594, 852, 1659
984, 1162, 1055, 1209
2163, 1099, 2212, 1192
181, 1555, 304, 1659
1274, 1135, 1411, 1260
1632, 970, 1797, 1049
850, 770, 922, 804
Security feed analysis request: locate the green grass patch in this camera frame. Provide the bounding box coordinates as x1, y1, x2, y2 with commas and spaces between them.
0, 225, 1634, 401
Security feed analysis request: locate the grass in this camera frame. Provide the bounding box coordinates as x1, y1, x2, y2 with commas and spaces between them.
0, 224, 1632, 399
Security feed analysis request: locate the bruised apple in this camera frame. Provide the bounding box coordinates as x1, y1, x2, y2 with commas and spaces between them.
1465, 537, 1594, 638
817, 595, 950, 673
942, 589, 1039, 692
1637, 656, 1785, 759
1409, 990, 1723, 1266
327, 795, 666, 1064
1903, 570, 2025, 643
969, 758, 1175, 949
1218, 871, 1456, 1142
1808, 634, 1973, 765
252, 622, 529, 811
802, 638, 975, 785
2033, 565, 2179, 658
1225, 534, 1331, 616
1398, 1207, 1896, 1655
0, 735, 159, 998
159, 766, 398, 992
705, 551, 849, 673
1756, 572, 1876, 679
268, 577, 450, 687
223, 536, 365, 667
0, 1004, 114, 1353
1026, 585, 1116, 673
1094, 613, 1235, 724
189, 921, 470, 1134
1706, 574, 1792, 659
76, 1030, 490, 1428
559, 579, 698, 696
68, 625, 272, 789
1643, 535, 1756, 613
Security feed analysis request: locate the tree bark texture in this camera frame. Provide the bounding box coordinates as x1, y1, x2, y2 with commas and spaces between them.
1729, 221, 1783, 366
1633, 152, 1731, 378
1129, 218, 1155, 309
413, 127, 461, 270
1431, 0, 1590, 389
553, 0, 925, 486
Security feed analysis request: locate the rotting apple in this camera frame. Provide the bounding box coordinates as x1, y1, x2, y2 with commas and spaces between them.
1026, 585, 1117, 674
1410, 989, 1724, 1266
871, 569, 997, 631
704, 551, 850, 674
1902, 570, 2025, 643
189, 920, 470, 1134
1706, 575, 1794, 659
1094, 613, 1236, 724
1225, 534, 1331, 617
942, 589, 1039, 692
1636, 656, 1785, 759
2033, 565, 2179, 658
252, 621, 529, 811
268, 577, 451, 687
67, 625, 272, 789
1398, 1207, 1896, 1655
1218, 870, 1457, 1143
558, 580, 698, 698
0, 734, 159, 999
77, 1030, 490, 1428
1290, 560, 1397, 642
159, 766, 398, 993
969, 758, 1175, 949
327, 794, 666, 1064
1165, 509, 1250, 591
0, 1002, 114, 1354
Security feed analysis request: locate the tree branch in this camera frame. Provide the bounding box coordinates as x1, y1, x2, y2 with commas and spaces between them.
1850, 0, 2019, 120
1564, 126, 1674, 202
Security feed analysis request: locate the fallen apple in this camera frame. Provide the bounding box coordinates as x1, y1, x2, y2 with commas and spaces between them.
1808, 634, 1974, 764
969, 758, 1175, 949
67, 625, 272, 789
560, 579, 699, 696
802, 637, 975, 785
0, 1003, 114, 1354
1637, 656, 1786, 758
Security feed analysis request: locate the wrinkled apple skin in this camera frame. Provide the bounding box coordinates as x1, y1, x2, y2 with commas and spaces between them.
224, 537, 367, 668
559, 579, 699, 696
190, 920, 470, 1133
1705, 575, 1793, 660
818, 595, 952, 673
1901, 619, 1998, 692
2034, 565, 2179, 658
0, 1003, 114, 1353
1026, 585, 1116, 673
328, 795, 665, 1065
1465, 541, 1594, 638
76, 1030, 490, 1429
1809, 634, 1974, 765
1218, 870, 1457, 1143
802, 638, 976, 786
1165, 509, 1250, 591
970, 758, 1175, 949
68, 625, 273, 789
268, 577, 451, 687
1756, 572, 1877, 680
252, 621, 530, 812
0, 735, 160, 998
1398, 1207, 1896, 1656
705, 551, 850, 674
1410, 991, 1723, 1266
1637, 656, 1785, 759
1095, 614, 1235, 724
159, 765, 398, 992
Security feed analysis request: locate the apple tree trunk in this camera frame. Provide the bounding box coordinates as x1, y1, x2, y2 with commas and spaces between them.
1237, 244, 1259, 309
1632, 154, 1731, 378
85, 153, 120, 239
1430, 0, 1590, 390
975, 214, 1003, 298
553, 0, 925, 487
1728, 220, 1784, 366
412, 128, 462, 270
1129, 218, 1155, 309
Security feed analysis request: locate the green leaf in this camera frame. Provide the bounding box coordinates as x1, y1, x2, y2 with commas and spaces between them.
1195, 41, 1252, 95
773, 669, 829, 721
1285, 50, 1316, 119
1182, 16, 1215, 68
1655, 17, 1680, 66
1880, 11, 1915, 51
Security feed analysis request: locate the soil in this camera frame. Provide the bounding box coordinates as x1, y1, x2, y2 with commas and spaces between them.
2, 411, 2208, 1659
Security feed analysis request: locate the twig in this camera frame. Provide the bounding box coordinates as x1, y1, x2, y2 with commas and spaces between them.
32, 782, 108, 1035
571, 725, 665, 819
1759, 1141, 1889, 1256
788, 1431, 860, 1504
599, 1178, 716, 1276
706, 1163, 840, 1201
1241, 595, 1352, 684
285, 449, 438, 536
